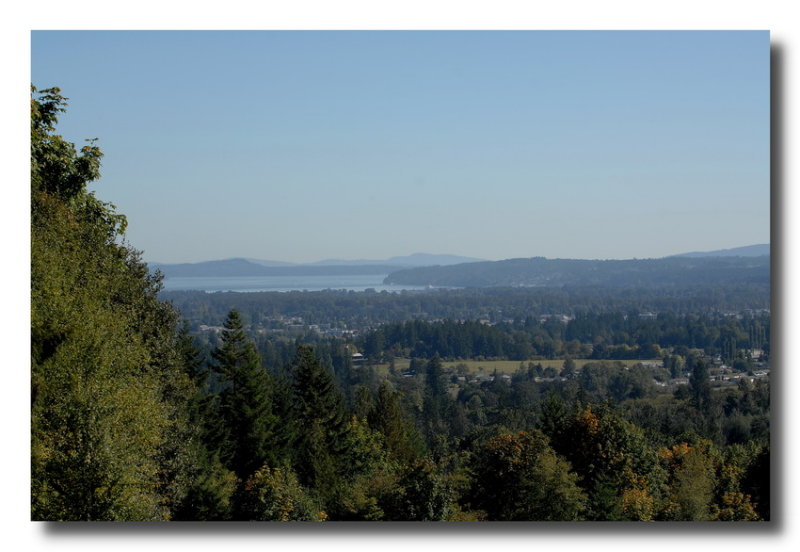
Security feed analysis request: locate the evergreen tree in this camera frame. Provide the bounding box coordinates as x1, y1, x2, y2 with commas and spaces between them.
538, 391, 568, 440
741, 443, 770, 520
211, 310, 278, 480
422, 356, 450, 450
289, 345, 349, 502
171, 322, 238, 520
353, 385, 374, 421
368, 381, 424, 465
267, 368, 301, 464
690, 359, 712, 413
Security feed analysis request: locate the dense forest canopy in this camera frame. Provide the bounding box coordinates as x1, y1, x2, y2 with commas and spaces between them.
31, 87, 769, 521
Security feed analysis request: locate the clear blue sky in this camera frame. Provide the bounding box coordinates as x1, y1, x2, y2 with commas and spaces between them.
31, 30, 769, 263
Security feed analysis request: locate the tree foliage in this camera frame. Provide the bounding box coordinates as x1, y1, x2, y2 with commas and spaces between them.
210, 310, 278, 480
289, 345, 349, 504
239, 464, 324, 521
467, 431, 586, 520
31, 86, 194, 520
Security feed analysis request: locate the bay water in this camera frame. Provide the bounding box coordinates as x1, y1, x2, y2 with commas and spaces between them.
160, 273, 428, 293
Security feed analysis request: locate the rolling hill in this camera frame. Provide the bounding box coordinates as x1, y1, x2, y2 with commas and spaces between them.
383, 255, 770, 288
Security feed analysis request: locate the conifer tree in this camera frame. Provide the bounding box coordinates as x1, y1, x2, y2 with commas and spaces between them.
289, 345, 348, 501
690, 360, 711, 409
171, 322, 237, 520
422, 356, 450, 451
368, 381, 423, 465
266, 368, 301, 464
211, 310, 278, 480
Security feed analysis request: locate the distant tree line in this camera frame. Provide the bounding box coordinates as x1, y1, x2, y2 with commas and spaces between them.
161, 282, 769, 331
353, 313, 769, 362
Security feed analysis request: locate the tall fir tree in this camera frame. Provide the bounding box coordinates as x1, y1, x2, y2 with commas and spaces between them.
690, 359, 712, 413
289, 345, 349, 502
368, 381, 424, 465
422, 356, 450, 452
172, 322, 237, 520
211, 310, 278, 480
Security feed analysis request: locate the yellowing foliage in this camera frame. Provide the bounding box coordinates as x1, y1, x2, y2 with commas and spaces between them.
711, 492, 760, 521
620, 487, 655, 521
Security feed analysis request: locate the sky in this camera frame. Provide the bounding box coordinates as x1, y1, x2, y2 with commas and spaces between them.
30, 30, 770, 264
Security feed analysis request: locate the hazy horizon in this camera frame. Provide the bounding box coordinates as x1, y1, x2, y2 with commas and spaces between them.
31, 31, 770, 264
148, 242, 770, 266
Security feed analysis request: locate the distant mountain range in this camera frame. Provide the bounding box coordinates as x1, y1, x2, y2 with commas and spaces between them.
670, 244, 770, 258
151, 246, 770, 285
383, 247, 770, 288
308, 253, 486, 267
149, 253, 486, 278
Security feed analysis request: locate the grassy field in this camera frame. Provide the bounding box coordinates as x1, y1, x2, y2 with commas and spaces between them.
366, 358, 659, 376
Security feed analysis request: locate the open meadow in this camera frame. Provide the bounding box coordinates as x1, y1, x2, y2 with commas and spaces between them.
368, 357, 659, 376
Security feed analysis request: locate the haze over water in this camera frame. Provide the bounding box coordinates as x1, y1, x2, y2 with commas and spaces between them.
161, 274, 429, 293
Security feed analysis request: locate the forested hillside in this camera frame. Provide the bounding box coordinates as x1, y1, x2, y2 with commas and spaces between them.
30, 88, 769, 521
383, 256, 770, 288
31, 87, 198, 520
